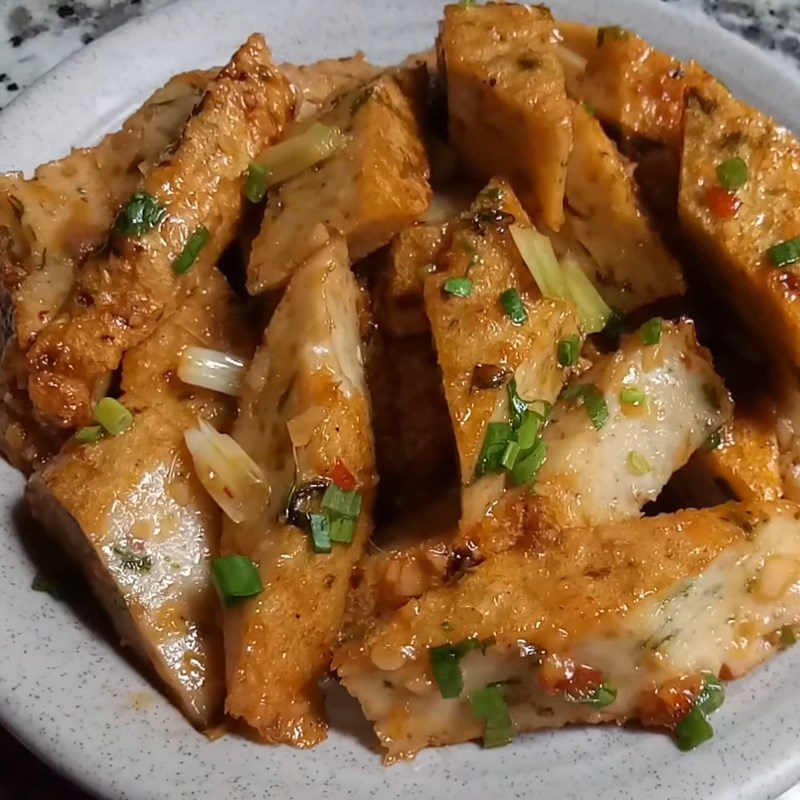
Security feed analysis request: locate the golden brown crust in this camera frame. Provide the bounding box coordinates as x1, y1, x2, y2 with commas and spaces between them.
25, 35, 294, 428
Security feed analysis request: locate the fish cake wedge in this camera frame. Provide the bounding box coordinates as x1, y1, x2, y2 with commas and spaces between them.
222, 236, 377, 746
26, 35, 294, 429
336, 500, 800, 760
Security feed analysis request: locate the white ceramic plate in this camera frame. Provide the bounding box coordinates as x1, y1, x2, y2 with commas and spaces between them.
2, 1, 800, 798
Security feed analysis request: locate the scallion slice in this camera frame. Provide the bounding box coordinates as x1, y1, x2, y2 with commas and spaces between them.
470, 686, 514, 748
500, 440, 520, 470
500, 288, 528, 325
322, 484, 362, 519
429, 645, 463, 699
696, 673, 725, 715
627, 451, 653, 476
640, 317, 663, 346
74, 425, 103, 444
597, 25, 630, 45
173, 226, 211, 275
244, 163, 268, 203
510, 224, 566, 300
211, 555, 263, 606
620, 387, 646, 406
329, 515, 357, 544
475, 422, 515, 477
507, 379, 529, 428
443, 277, 474, 297
716, 156, 748, 191
557, 335, 580, 367
515, 412, 540, 451
93, 397, 133, 436
675, 707, 714, 751
564, 384, 608, 430
561, 256, 611, 334
769, 237, 800, 268
113, 192, 166, 236
585, 683, 617, 709
309, 513, 333, 554
177, 346, 246, 396
253, 122, 347, 189
510, 438, 547, 485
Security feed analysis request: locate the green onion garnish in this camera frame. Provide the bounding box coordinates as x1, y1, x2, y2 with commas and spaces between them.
443, 277, 474, 298
769, 237, 800, 268
507, 379, 528, 428
696, 673, 725, 715
675, 706, 714, 751
93, 397, 133, 436
619, 387, 646, 406
584, 683, 617, 709
561, 256, 611, 334
563, 384, 608, 430
557, 335, 581, 367
716, 157, 748, 191
704, 427, 723, 450
309, 513, 332, 553
173, 226, 210, 275
640, 317, 663, 346
515, 412, 540, 451
74, 425, 103, 444
329, 515, 356, 544
597, 25, 630, 45
500, 440, 520, 470
603, 307, 627, 339
211, 555, 263, 606
429, 645, 463, 699
627, 451, 652, 475
475, 422, 514, 477
113, 192, 166, 236
112, 546, 152, 573
780, 625, 797, 648
322, 484, 362, 519
470, 686, 514, 748
510, 438, 547, 485
500, 288, 528, 325
244, 163, 269, 203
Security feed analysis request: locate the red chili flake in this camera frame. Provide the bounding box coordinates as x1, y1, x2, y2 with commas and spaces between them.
330, 460, 356, 491
223, 486, 234, 498
705, 186, 741, 219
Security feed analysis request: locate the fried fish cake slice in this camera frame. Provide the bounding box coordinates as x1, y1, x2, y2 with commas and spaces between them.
26, 35, 294, 429
337, 500, 800, 760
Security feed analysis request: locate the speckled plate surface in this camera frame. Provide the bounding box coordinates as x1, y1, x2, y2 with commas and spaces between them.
1, 1, 800, 798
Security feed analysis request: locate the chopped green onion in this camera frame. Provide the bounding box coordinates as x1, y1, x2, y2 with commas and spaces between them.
457, 636, 495, 656
74, 425, 103, 444
309, 513, 333, 554
780, 625, 797, 648
620, 387, 646, 406
113, 192, 166, 236
529, 399, 553, 422
173, 226, 211, 275
443, 277, 474, 298
112, 546, 152, 573
93, 397, 133, 436
716, 157, 748, 191
244, 163, 268, 203
640, 317, 663, 346
510, 438, 547, 485
253, 122, 347, 189
582, 102, 597, 116
561, 256, 612, 334
627, 451, 653, 475
584, 683, 617, 709
510, 224, 566, 300
603, 307, 627, 339
475, 422, 514, 477
597, 25, 630, 46
500, 440, 520, 470
564, 384, 608, 430
211, 555, 263, 606
675, 707, 714, 751
557, 335, 581, 367
322, 484, 362, 519
769, 237, 800, 268
704, 427, 723, 451
507, 379, 529, 428
515, 412, 540, 451
696, 673, 725, 715
429, 645, 463, 698
500, 288, 528, 325
329, 515, 357, 544
470, 686, 514, 748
